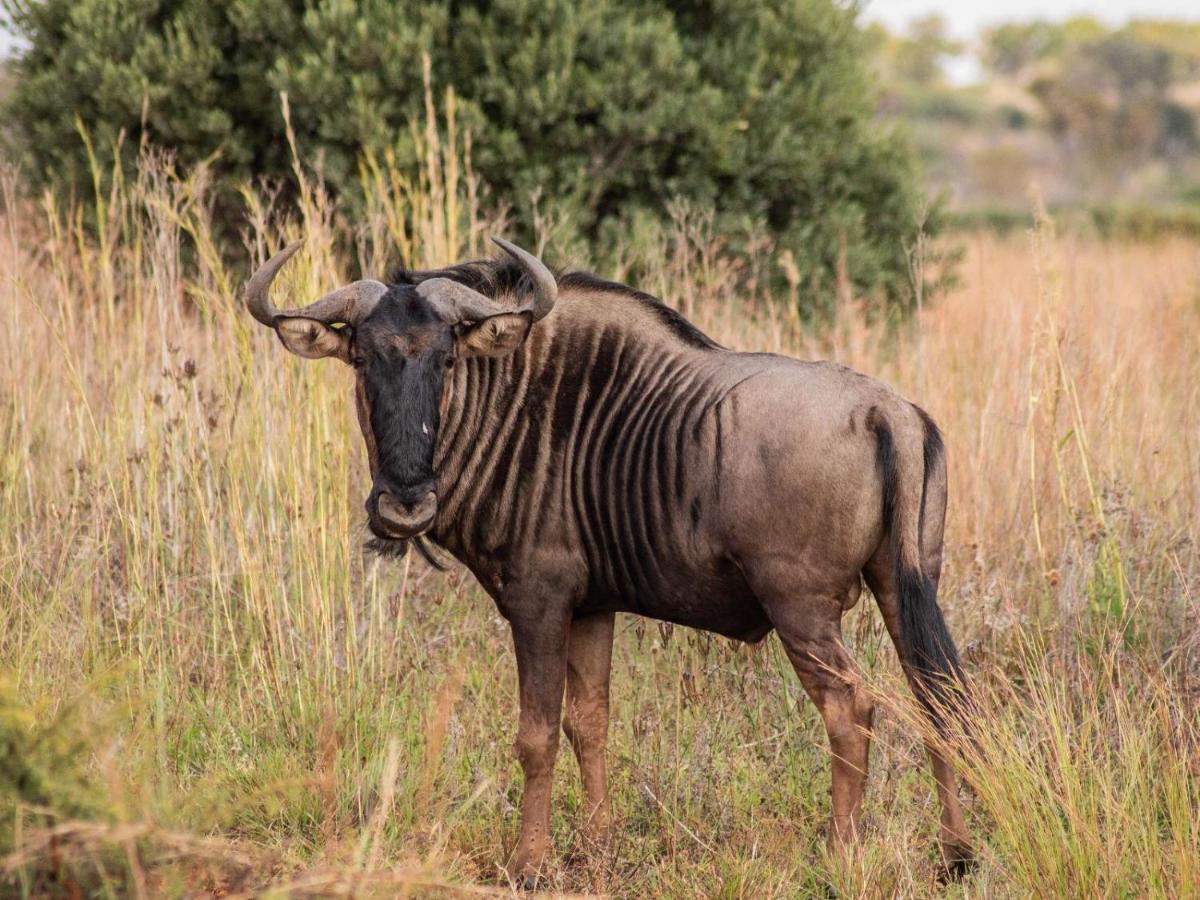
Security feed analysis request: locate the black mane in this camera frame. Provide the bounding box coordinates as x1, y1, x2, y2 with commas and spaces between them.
389, 258, 722, 351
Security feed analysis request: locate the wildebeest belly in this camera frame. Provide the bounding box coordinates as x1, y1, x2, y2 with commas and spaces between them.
578, 559, 773, 643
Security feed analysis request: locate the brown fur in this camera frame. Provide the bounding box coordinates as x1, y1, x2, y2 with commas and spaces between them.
251, 252, 974, 882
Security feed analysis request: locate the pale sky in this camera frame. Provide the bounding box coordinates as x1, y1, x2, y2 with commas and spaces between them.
0, 15, 16, 58
864, 0, 1200, 84
3, 2, 1199, 59
863, 0, 1200, 39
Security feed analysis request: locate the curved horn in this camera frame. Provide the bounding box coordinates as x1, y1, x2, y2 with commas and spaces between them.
417, 277, 515, 324
275, 280, 389, 325
492, 237, 557, 321
245, 240, 388, 327
418, 238, 558, 325
246, 240, 303, 326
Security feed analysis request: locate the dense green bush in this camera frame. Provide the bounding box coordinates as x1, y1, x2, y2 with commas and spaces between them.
2, 0, 934, 312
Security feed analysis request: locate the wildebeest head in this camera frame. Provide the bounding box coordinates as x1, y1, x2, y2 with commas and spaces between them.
244, 237, 556, 549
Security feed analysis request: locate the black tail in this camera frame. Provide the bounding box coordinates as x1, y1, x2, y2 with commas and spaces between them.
872, 409, 969, 732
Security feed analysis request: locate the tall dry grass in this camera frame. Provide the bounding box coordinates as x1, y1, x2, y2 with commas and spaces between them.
0, 98, 1198, 896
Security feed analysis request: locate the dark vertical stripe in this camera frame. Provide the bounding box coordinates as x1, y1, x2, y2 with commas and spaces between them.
431, 293, 742, 604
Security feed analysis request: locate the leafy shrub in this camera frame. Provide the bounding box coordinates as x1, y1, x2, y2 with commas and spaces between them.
899, 86, 988, 125
1, 0, 935, 314
0, 674, 108, 851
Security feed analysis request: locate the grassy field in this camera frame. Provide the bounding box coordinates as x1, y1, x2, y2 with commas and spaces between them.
1, 133, 1198, 898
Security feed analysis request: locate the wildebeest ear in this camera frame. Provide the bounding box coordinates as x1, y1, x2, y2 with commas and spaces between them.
274, 317, 352, 362
457, 312, 533, 358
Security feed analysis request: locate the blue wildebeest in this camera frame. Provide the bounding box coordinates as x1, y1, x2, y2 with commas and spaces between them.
245, 238, 973, 882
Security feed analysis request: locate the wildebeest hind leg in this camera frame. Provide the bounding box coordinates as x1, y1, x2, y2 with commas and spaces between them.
864, 555, 974, 878
563, 612, 615, 843
764, 591, 875, 853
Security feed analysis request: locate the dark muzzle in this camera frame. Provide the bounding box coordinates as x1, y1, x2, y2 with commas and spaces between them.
367, 486, 437, 539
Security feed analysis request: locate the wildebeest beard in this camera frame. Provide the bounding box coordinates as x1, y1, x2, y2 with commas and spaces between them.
364, 533, 449, 570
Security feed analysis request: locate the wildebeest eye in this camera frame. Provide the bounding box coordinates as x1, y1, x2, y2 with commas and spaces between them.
444, 356, 455, 369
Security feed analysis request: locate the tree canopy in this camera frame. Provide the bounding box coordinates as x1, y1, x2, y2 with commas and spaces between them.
2, 0, 932, 312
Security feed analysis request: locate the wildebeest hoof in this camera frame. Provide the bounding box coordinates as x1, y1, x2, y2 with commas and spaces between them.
507, 857, 545, 892
937, 842, 976, 883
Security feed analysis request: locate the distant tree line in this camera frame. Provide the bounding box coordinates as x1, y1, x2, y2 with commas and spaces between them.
868, 15, 1200, 209
978, 19, 1199, 183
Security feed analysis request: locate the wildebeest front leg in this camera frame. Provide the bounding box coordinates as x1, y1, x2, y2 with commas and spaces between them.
563, 612, 615, 841
507, 604, 571, 884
